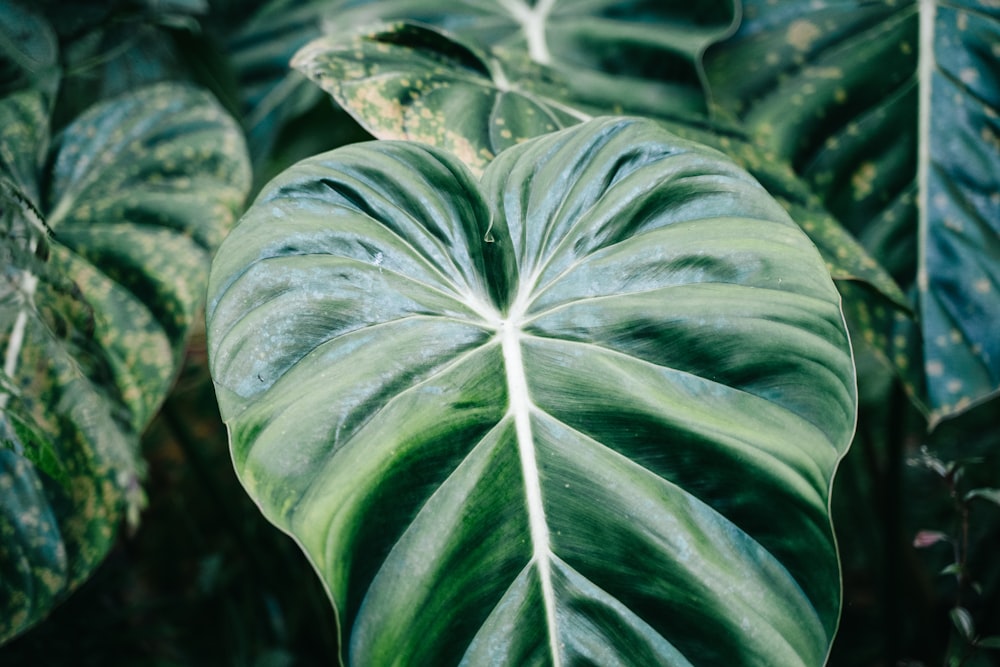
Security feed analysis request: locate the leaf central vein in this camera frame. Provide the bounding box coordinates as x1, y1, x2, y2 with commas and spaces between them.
501, 317, 561, 665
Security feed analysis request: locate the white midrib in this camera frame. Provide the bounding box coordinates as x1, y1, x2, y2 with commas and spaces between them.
498, 0, 557, 64
916, 0, 935, 293
0, 238, 40, 414
500, 315, 561, 665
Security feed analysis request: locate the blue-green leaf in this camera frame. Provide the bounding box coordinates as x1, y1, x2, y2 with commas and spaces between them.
208, 117, 857, 665
0, 82, 250, 643
706, 0, 1000, 426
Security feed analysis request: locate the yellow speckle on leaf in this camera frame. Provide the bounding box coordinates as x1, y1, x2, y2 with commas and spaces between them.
851, 162, 877, 199
947, 379, 963, 393
982, 127, 1000, 151
787, 20, 822, 51
927, 360, 944, 376
973, 278, 991, 294
960, 68, 979, 85
807, 66, 843, 79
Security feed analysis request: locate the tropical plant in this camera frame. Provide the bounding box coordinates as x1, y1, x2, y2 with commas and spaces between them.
0, 0, 251, 643
1, 0, 998, 665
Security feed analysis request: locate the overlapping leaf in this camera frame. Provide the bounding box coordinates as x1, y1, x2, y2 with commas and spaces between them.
0, 81, 250, 642
706, 0, 1000, 425
318, 0, 739, 115
208, 117, 857, 665
292, 22, 586, 174
294, 20, 909, 313
230, 0, 737, 162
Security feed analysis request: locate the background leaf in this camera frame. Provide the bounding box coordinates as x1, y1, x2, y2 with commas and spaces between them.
208, 117, 857, 665
292, 22, 587, 174
0, 81, 250, 642
318, 0, 738, 109
705, 0, 1000, 426
230, 0, 738, 165
0, 1, 59, 102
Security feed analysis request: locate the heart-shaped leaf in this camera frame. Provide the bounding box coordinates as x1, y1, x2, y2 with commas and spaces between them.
0, 81, 250, 643
208, 117, 857, 665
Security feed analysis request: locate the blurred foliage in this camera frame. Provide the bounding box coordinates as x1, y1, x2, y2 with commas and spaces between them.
0, 326, 339, 665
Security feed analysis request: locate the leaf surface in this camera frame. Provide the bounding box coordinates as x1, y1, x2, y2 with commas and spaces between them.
292, 22, 586, 174
231, 0, 738, 162
0, 82, 250, 642
319, 0, 738, 116
706, 0, 1000, 425
208, 117, 857, 665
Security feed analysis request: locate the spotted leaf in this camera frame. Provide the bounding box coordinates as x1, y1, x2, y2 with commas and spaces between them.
208, 117, 856, 665
706, 0, 1000, 426
318, 0, 738, 106
230, 0, 738, 162
292, 22, 586, 175
0, 81, 251, 643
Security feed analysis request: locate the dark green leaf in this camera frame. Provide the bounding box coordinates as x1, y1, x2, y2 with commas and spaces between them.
0, 82, 250, 643
919, 2, 1000, 425
320, 0, 738, 112
706, 1, 1000, 426
0, 449, 67, 641
292, 22, 585, 174
0, 1, 59, 101
0, 372, 68, 488
227, 1, 328, 162
232, 0, 738, 162
208, 117, 856, 665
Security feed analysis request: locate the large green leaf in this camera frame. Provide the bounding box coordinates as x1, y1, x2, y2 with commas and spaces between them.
208, 117, 857, 665
0, 82, 250, 642
705, 1, 1000, 426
